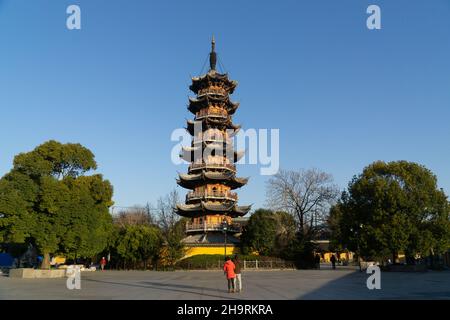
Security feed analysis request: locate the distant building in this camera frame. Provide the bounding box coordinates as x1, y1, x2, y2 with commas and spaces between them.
312, 225, 354, 263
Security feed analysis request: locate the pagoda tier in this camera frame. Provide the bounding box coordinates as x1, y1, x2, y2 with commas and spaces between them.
177, 171, 249, 190
180, 144, 245, 163
186, 119, 241, 136
176, 201, 251, 218
188, 95, 239, 115
189, 72, 238, 96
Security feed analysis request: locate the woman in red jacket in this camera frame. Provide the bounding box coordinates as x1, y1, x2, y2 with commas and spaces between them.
223, 256, 236, 293
100, 257, 107, 271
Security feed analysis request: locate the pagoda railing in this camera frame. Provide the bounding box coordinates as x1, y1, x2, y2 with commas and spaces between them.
198, 88, 226, 97
193, 137, 232, 145
185, 222, 242, 233
189, 162, 236, 172
186, 190, 238, 202
196, 109, 228, 119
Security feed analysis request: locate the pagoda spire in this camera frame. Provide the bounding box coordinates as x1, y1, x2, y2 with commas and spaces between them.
209, 36, 217, 71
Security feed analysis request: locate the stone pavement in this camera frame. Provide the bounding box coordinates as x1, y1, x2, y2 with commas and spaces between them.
0, 267, 449, 300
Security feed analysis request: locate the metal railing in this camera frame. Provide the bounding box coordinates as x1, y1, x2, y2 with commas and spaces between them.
178, 260, 296, 270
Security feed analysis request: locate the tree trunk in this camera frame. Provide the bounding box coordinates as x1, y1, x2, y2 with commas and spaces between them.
298, 212, 304, 234
41, 252, 51, 269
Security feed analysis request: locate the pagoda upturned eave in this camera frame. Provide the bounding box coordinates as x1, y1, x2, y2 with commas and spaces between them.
175, 201, 252, 218
188, 96, 239, 115
186, 119, 241, 136
189, 71, 238, 95
180, 146, 245, 163
177, 172, 249, 190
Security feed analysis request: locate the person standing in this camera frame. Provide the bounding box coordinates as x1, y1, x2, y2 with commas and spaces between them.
232, 255, 242, 292
314, 254, 321, 269
330, 254, 336, 270
100, 256, 107, 271
36, 255, 43, 269
223, 256, 236, 293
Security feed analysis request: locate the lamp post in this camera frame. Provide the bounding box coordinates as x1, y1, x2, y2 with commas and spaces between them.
222, 218, 229, 260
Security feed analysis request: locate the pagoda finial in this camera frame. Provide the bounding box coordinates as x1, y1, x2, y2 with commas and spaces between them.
209, 35, 217, 71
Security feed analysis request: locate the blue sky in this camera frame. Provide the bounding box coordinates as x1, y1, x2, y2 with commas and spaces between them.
0, 0, 449, 211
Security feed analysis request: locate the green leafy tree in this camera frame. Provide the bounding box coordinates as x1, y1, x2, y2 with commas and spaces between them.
0, 140, 113, 268
241, 209, 296, 257
241, 209, 278, 256
0, 172, 37, 244
59, 175, 114, 260
330, 161, 450, 263
116, 225, 162, 269
284, 232, 316, 269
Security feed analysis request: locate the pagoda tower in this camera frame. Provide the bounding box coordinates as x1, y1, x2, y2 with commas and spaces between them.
176, 38, 251, 254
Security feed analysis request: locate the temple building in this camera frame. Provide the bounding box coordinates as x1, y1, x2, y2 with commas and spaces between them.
176, 38, 251, 257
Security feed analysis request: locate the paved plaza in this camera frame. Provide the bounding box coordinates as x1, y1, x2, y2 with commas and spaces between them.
1, 267, 449, 300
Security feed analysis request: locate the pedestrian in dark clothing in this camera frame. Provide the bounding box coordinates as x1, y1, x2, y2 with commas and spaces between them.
314, 254, 321, 269
330, 254, 337, 270
232, 255, 242, 292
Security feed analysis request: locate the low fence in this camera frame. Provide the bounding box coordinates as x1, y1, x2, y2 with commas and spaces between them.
179, 260, 296, 270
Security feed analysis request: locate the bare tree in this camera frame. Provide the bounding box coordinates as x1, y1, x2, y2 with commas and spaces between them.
113, 205, 154, 227
156, 190, 181, 235
266, 169, 339, 236
155, 189, 186, 268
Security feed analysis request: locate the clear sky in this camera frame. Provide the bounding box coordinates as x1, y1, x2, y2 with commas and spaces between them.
1, 0, 449, 212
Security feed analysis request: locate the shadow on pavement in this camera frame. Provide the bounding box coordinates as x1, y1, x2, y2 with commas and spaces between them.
299, 269, 371, 300
84, 278, 240, 300
299, 268, 450, 300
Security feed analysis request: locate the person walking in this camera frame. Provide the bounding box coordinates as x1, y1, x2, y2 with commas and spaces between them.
232, 255, 242, 292
223, 256, 236, 293
330, 254, 337, 270
100, 256, 107, 271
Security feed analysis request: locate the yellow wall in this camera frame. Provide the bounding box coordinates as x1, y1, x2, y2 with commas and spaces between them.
184, 245, 239, 258
322, 252, 354, 263
321, 252, 406, 263
51, 256, 66, 264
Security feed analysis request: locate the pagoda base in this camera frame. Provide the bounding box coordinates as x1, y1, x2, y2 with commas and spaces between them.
182, 232, 241, 258
184, 245, 240, 258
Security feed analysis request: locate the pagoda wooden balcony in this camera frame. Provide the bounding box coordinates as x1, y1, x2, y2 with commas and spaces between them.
192, 137, 232, 145
196, 109, 228, 120
197, 87, 226, 97
189, 162, 236, 172
186, 190, 238, 202
185, 221, 242, 233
